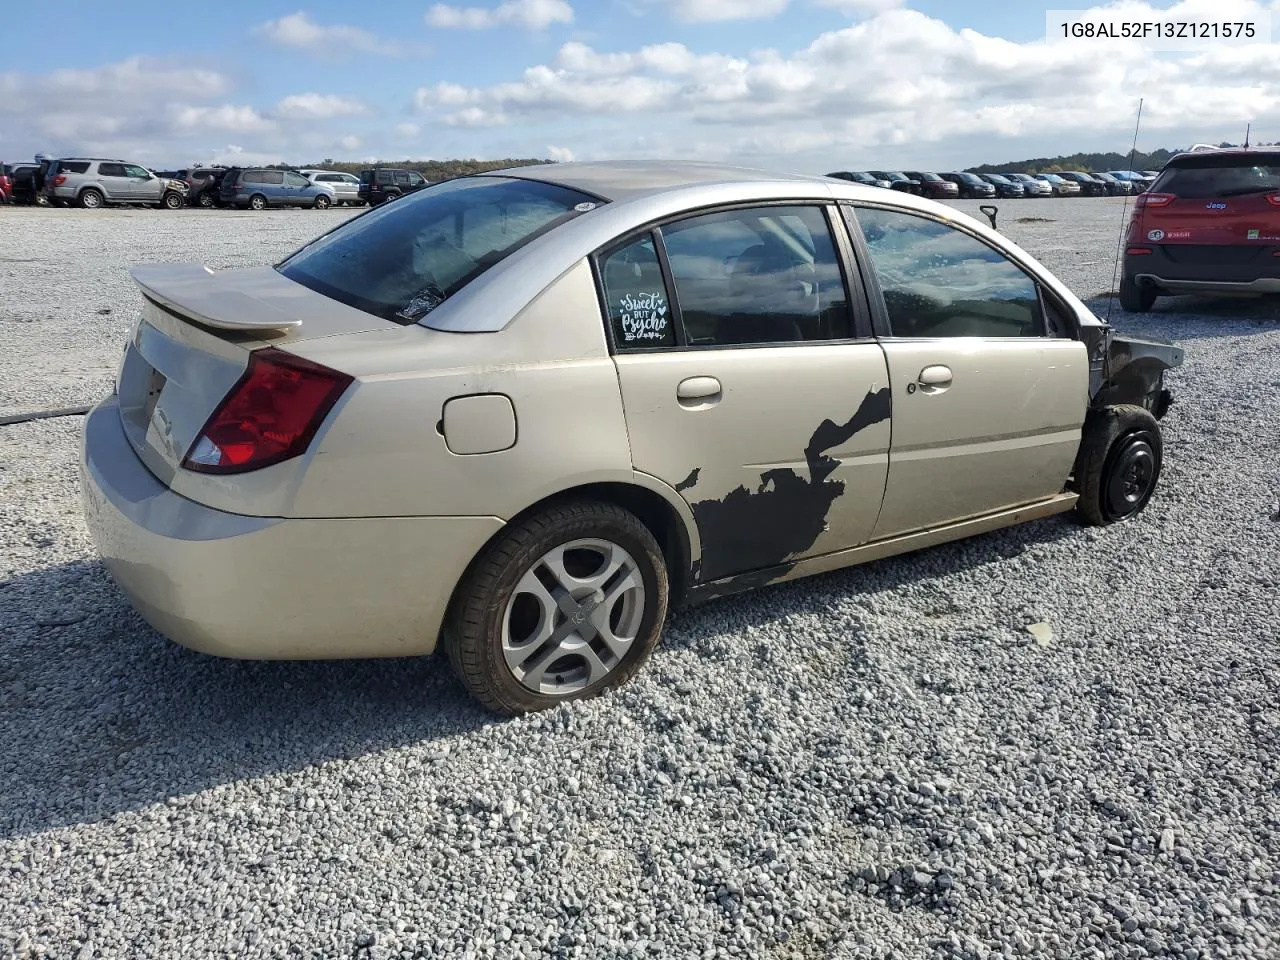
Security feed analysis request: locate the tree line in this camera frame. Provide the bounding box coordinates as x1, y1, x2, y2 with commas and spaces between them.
968, 142, 1278, 175
253, 158, 555, 178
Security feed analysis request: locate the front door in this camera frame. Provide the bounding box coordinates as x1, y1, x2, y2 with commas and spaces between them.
847, 205, 1090, 539
284, 171, 312, 206
600, 203, 893, 584
123, 164, 160, 202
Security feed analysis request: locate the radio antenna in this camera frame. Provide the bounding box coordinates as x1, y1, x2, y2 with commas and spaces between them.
1106, 97, 1144, 325
1244, 122, 1251, 148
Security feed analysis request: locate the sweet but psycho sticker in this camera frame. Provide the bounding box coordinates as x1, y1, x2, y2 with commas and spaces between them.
618, 291, 670, 342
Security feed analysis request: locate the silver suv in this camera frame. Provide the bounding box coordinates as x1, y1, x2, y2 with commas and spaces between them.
44, 159, 188, 210
299, 169, 364, 206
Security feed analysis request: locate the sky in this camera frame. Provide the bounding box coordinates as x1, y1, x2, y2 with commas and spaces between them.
3, 0, 1280, 173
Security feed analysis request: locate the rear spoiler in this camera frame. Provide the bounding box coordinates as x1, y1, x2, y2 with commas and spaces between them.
130, 264, 303, 332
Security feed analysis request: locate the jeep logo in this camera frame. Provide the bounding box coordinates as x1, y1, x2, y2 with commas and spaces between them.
1205, 201, 1228, 210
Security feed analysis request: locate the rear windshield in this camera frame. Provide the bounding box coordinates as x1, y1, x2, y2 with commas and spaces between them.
1153, 156, 1280, 199
278, 176, 603, 323
913, 172, 943, 182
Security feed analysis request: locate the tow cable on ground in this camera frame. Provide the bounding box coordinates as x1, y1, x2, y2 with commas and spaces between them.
0, 405, 93, 427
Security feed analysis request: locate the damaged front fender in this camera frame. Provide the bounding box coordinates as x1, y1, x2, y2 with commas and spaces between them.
1082, 327, 1185, 419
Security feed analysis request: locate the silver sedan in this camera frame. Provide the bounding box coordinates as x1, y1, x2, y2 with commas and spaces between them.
81, 161, 1183, 714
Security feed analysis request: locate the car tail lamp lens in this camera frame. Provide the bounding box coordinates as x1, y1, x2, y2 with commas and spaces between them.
1136, 192, 1174, 208
1126, 247, 1153, 255
182, 348, 352, 475
1267, 194, 1280, 207
53, 175, 66, 186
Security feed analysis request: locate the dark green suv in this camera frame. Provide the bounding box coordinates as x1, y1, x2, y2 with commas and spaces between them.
358, 167, 428, 206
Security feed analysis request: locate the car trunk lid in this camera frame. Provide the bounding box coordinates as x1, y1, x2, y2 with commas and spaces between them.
1135, 192, 1280, 246
117, 264, 384, 486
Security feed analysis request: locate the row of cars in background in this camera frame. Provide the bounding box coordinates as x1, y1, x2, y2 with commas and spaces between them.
0, 156, 431, 210
828, 168, 1159, 198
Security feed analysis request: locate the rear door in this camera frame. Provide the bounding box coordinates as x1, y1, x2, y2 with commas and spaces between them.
602, 203, 892, 585
846, 203, 1088, 539
96, 162, 130, 201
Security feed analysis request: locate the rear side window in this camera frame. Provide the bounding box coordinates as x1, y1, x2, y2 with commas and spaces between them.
278, 176, 603, 323
599, 234, 675, 348
659, 205, 852, 346
1154, 157, 1280, 199
98, 163, 126, 177
855, 206, 1044, 338
60, 161, 90, 174
262, 171, 284, 185
376, 170, 395, 185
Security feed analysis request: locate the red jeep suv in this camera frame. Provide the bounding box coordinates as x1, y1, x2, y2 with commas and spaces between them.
1121, 149, 1280, 311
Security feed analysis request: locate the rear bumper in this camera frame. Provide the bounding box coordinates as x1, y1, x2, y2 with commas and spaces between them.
1127, 245, 1280, 294
81, 398, 504, 660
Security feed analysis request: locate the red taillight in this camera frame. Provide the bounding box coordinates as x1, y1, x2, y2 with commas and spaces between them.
1126, 247, 1153, 255
1267, 194, 1280, 207
182, 348, 352, 475
53, 175, 66, 186
1136, 192, 1174, 208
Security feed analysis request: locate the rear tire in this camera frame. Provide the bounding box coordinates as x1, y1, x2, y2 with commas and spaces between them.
78, 189, 103, 209
1073, 404, 1163, 526
444, 500, 669, 715
1119, 276, 1156, 312
248, 194, 267, 211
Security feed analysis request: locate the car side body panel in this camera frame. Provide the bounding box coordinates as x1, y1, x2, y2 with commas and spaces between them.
613, 344, 892, 583
871, 338, 1089, 538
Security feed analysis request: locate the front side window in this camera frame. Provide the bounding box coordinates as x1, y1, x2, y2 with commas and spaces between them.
278, 176, 602, 323
285, 172, 310, 187
658, 205, 853, 346
599, 234, 675, 348
124, 164, 150, 178
854, 207, 1044, 339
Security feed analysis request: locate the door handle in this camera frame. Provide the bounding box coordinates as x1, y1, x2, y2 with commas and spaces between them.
915, 365, 953, 393
676, 376, 722, 404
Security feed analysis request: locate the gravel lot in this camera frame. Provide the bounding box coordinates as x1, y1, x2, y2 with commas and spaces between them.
3, 198, 1280, 959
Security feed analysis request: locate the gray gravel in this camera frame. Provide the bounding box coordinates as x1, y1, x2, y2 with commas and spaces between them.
3, 199, 1280, 959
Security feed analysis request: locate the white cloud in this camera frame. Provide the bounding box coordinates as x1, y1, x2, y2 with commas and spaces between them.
173, 105, 274, 133
255, 11, 416, 56
668, 0, 787, 21
338, 135, 362, 150
546, 144, 575, 161
396, 122, 422, 136
426, 0, 573, 30
275, 93, 368, 119
814, 0, 905, 15
410, 0, 1280, 168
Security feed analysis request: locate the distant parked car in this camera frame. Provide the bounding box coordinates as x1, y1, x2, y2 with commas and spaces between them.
7, 162, 49, 205
300, 169, 365, 206
1140, 170, 1161, 179
978, 173, 1025, 198
1033, 174, 1080, 197
1001, 173, 1053, 197
43, 159, 188, 209
1091, 172, 1130, 196
1108, 170, 1155, 193
938, 172, 995, 199
358, 167, 429, 206
186, 167, 230, 207
825, 171, 892, 189
0, 164, 11, 204
868, 171, 923, 195
1057, 172, 1108, 197
219, 168, 337, 210
902, 171, 960, 200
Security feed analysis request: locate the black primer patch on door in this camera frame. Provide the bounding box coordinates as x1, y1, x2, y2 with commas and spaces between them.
674, 467, 701, 492
687, 387, 891, 584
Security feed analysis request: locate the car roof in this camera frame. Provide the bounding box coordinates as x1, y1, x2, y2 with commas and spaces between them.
494, 160, 830, 203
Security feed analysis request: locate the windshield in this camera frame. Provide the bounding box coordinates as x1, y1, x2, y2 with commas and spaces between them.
1041, 174, 1064, 183
874, 172, 908, 181
278, 176, 603, 323
1152, 157, 1280, 199
986, 175, 1010, 184
914, 172, 943, 182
